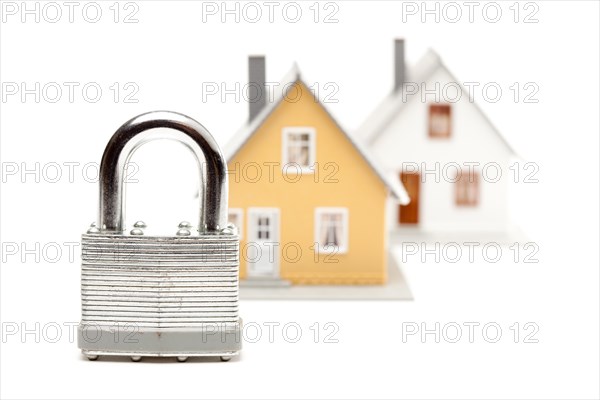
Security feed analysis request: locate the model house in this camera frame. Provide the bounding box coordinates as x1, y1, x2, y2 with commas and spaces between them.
225, 56, 409, 286
356, 39, 516, 239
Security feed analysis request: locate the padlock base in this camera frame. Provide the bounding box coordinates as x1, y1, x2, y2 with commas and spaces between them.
78, 320, 242, 361
81, 350, 239, 362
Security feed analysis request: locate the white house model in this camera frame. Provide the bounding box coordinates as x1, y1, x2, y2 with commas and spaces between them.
356, 39, 519, 241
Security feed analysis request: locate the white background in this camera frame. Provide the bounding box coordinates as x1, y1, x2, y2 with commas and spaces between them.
1, 1, 599, 399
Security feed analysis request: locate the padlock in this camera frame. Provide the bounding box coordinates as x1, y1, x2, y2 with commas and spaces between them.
78, 111, 241, 362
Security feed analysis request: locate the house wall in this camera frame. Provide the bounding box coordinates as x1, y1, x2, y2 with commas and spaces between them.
371, 66, 512, 232
229, 81, 390, 284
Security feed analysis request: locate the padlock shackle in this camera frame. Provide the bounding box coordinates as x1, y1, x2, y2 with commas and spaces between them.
98, 111, 228, 233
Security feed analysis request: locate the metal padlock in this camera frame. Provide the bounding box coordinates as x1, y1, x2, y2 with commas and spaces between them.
78, 111, 241, 362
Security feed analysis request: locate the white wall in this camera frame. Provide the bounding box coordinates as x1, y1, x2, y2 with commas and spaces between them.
372, 66, 513, 232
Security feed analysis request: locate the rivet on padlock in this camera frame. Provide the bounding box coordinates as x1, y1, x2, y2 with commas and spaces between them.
78, 111, 241, 362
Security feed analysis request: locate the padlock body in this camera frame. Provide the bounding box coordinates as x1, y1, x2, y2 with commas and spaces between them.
78, 232, 241, 358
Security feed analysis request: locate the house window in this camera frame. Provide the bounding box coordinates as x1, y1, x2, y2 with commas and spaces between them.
429, 104, 451, 138
256, 216, 272, 239
455, 170, 479, 206
282, 127, 316, 172
314, 208, 349, 253
228, 208, 243, 239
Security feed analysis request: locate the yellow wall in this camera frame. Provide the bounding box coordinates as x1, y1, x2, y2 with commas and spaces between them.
229, 81, 389, 284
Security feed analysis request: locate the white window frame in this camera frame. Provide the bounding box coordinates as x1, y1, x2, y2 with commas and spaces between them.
247, 208, 280, 242
428, 103, 452, 139
281, 127, 316, 174
227, 208, 244, 239
314, 207, 349, 254
455, 169, 479, 207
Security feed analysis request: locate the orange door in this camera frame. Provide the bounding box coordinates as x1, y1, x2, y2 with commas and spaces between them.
399, 172, 420, 224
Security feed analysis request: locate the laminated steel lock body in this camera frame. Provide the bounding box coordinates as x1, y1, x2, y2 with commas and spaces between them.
78, 111, 241, 362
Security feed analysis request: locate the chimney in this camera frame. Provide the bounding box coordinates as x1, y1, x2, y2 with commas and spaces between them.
394, 39, 405, 92
248, 55, 266, 122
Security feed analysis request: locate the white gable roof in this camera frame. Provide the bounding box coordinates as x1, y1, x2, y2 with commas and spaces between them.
224, 63, 410, 205
355, 49, 516, 155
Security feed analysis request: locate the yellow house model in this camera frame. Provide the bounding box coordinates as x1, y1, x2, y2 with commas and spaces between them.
225, 57, 409, 286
